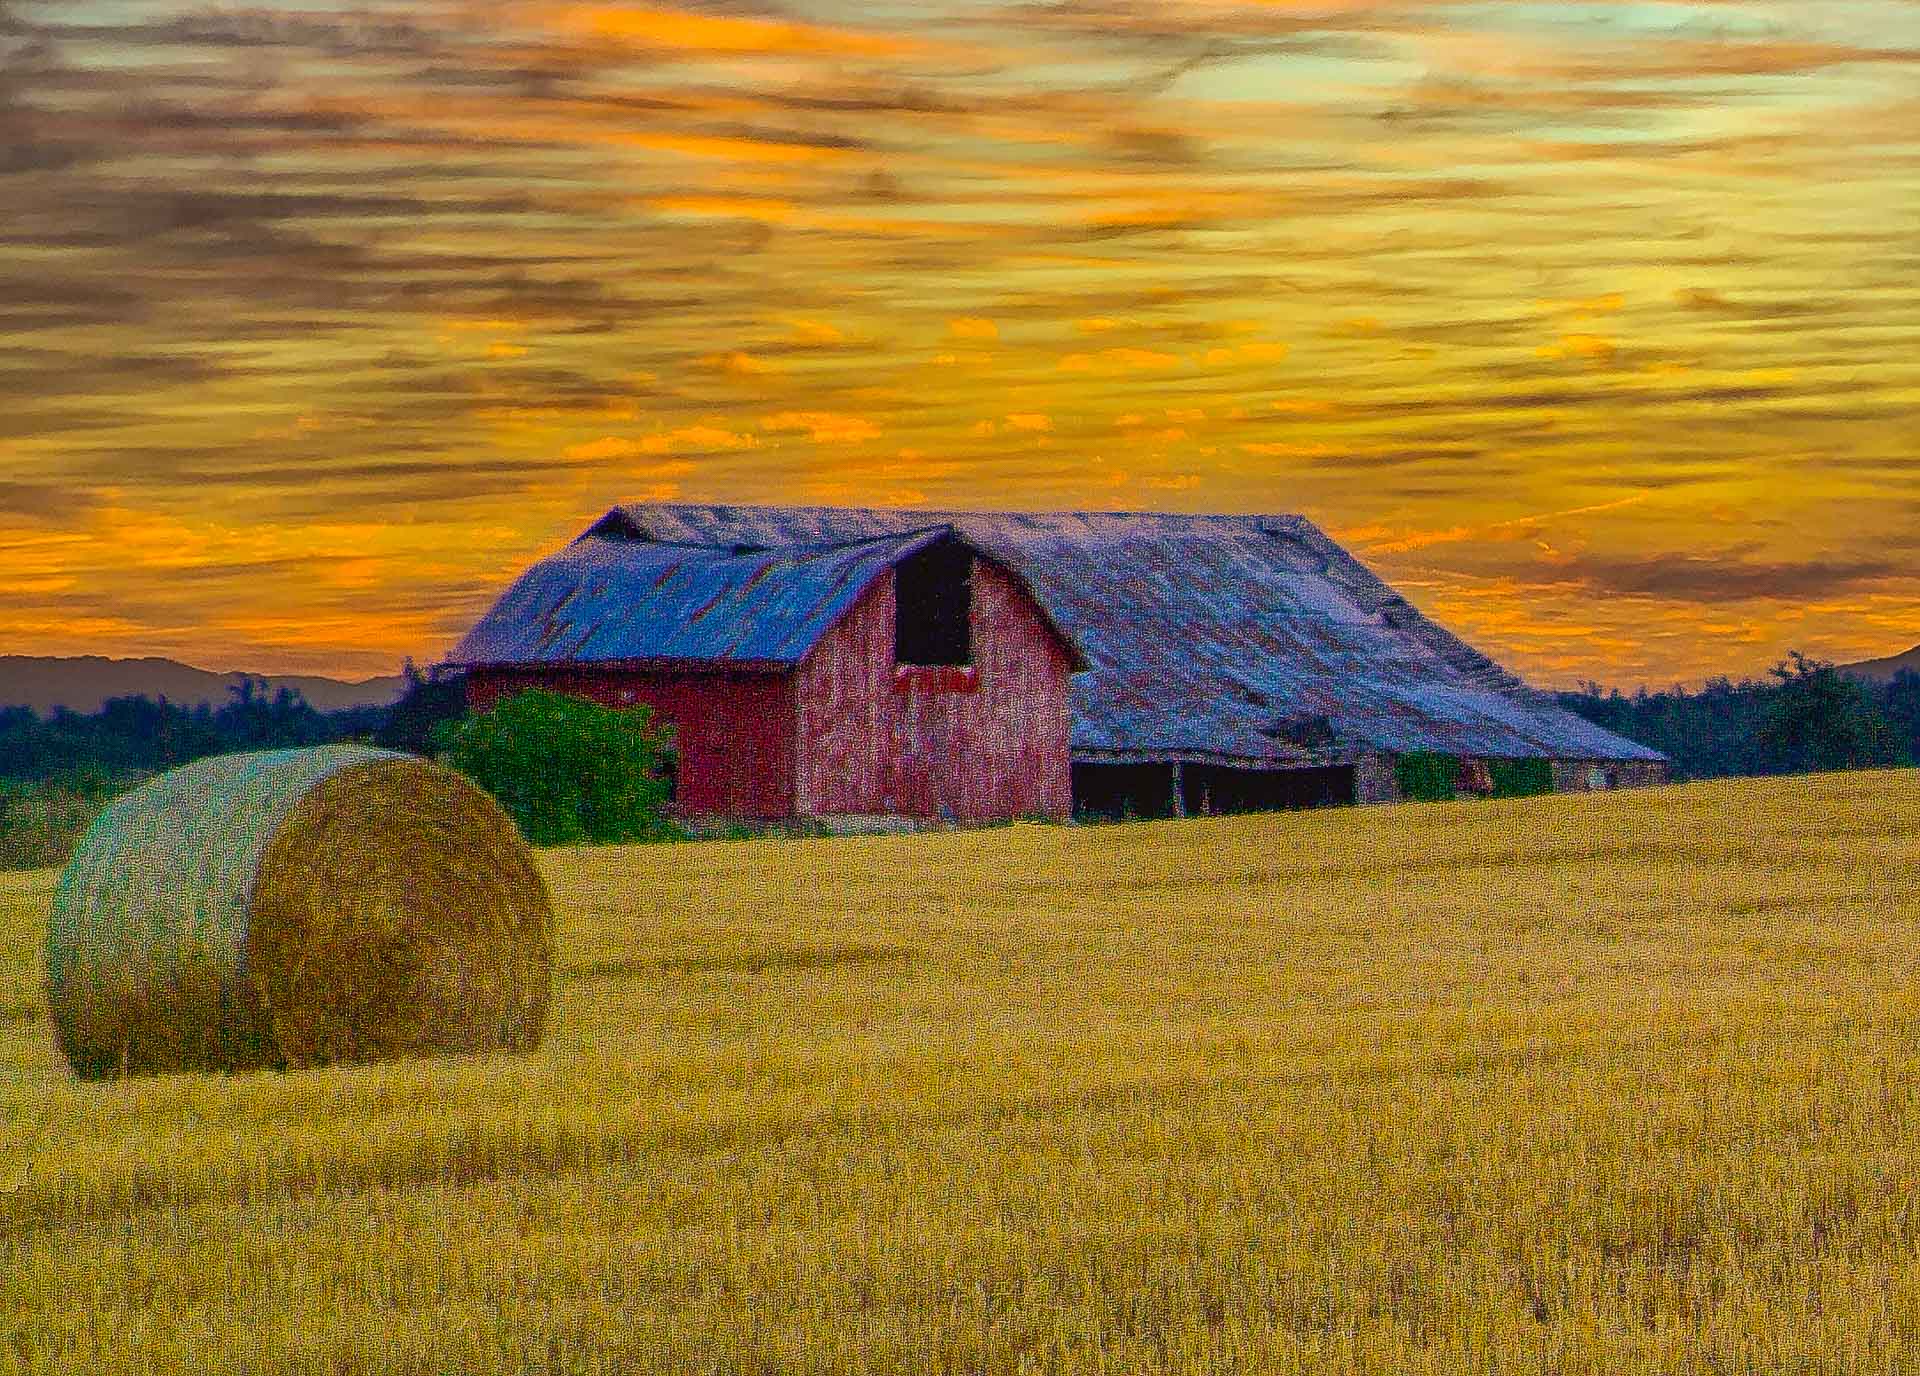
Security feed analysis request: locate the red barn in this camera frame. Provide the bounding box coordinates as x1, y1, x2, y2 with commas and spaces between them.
449, 525, 1085, 823
454, 503, 1668, 823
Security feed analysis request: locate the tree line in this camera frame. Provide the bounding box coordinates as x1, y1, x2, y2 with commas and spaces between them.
0, 665, 465, 785
1556, 653, 1919, 781
3, 651, 1915, 791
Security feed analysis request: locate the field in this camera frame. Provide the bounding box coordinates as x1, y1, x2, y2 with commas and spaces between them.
3, 771, 1920, 1373
0, 777, 129, 874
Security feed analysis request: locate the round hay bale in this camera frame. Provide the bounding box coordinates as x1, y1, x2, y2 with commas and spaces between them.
46, 745, 553, 1079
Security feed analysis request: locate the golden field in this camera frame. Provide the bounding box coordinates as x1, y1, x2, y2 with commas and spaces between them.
3, 771, 1920, 1374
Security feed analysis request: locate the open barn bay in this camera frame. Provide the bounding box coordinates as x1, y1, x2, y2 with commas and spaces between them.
3, 773, 1920, 1373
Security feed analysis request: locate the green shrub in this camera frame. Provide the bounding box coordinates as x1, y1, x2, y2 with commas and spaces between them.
1488, 758, 1555, 799
1394, 751, 1460, 803
429, 690, 680, 847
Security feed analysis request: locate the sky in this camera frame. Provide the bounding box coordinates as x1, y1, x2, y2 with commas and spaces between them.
1, 0, 1916, 687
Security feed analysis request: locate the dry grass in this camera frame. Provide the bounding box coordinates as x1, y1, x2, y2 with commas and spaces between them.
1, 771, 1918, 1374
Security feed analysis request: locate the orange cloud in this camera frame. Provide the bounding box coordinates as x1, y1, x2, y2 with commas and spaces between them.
1537, 334, 1619, 364
761, 411, 882, 444
788, 319, 847, 346
553, 5, 922, 59
1535, 293, 1627, 317
1200, 341, 1289, 367
1060, 348, 1185, 372
700, 351, 781, 377
1241, 441, 1338, 459
622, 132, 851, 163
441, 318, 531, 334
564, 427, 756, 460
647, 195, 797, 223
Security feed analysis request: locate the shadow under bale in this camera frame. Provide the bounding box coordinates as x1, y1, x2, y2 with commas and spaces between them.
45, 746, 554, 1079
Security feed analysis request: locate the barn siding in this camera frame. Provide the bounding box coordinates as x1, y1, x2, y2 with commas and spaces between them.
795, 561, 1074, 821
465, 665, 798, 818
1552, 758, 1671, 793
1356, 751, 1670, 805
1353, 752, 1401, 805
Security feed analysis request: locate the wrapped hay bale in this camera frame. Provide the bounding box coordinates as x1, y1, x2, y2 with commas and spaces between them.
46, 746, 553, 1079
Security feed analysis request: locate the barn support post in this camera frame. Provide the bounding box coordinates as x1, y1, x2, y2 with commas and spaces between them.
1170, 762, 1187, 818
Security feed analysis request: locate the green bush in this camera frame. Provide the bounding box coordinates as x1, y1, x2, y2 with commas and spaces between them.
429, 690, 680, 847
1488, 758, 1555, 799
1394, 751, 1460, 803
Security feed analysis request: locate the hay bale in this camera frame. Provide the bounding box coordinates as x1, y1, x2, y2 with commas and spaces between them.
46, 746, 553, 1079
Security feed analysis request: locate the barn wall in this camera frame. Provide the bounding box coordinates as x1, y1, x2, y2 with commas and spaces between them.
1552, 759, 1671, 792
795, 561, 1074, 821
465, 665, 798, 818
1359, 752, 1669, 804
1353, 752, 1401, 805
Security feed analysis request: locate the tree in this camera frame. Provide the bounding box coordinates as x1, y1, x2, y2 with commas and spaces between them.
214, 678, 330, 751
376, 659, 468, 755
1757, 651, 1907, 774
96, 693, 220, 771
1883, 669, 1920, 765
428, 689, 679, 846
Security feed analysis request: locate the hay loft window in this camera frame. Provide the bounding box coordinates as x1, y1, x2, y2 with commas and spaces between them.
894, 540, 973, 666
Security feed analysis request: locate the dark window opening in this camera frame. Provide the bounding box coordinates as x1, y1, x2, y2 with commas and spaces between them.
1073, 763, 1356, 820
659, 750, 678, 804
895, 541, 973, 666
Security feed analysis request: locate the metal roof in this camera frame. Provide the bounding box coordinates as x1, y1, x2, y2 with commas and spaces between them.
568, 503, 1665, 765
450, 528, 966, 669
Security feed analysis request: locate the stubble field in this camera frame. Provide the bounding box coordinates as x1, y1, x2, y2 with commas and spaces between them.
2, 770, 1919, 1374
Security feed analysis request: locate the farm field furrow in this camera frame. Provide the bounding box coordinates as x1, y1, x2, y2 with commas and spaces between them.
3, 771, 1920, 1374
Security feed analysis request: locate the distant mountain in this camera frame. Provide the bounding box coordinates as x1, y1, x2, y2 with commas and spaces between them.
1838, 643, 1920, 685
0, 656, 407, 716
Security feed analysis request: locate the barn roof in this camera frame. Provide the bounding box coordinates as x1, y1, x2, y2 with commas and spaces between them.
581, 503, 1664, 766
449, 526, 1083, 671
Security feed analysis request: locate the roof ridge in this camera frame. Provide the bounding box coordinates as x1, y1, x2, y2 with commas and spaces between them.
617, 501, 1310, 523
590, 524, 957, 558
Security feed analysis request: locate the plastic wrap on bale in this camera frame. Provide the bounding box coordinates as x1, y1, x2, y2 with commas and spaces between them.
45, 745, 554, 1079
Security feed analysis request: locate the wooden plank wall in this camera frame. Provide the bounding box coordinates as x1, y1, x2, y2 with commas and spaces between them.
794, 561, 1074, 821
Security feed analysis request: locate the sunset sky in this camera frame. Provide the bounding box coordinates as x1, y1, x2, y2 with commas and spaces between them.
2, 0, 1916, 687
